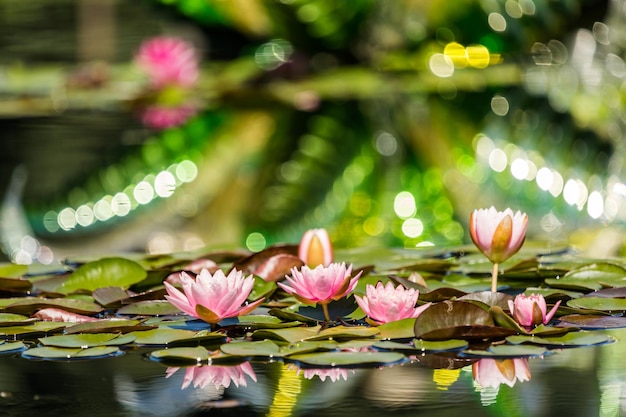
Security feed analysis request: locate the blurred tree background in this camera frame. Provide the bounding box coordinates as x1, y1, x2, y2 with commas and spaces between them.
0, 0, 623, 264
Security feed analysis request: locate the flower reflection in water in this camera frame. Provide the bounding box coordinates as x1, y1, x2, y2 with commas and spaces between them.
293, 366, 355, 382
166, 363, 257, 390
472, 358, 531, 406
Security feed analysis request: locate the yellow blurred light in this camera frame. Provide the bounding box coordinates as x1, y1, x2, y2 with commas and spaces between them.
466, 45, 490, 68
363, 217, 385, 236
443, 42, 467, 68
433, 369, 461, 391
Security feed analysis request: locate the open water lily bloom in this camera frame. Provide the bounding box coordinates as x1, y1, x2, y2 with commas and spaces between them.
278, 262, 361, 321
164, 268, 264, 325
354, 282, 431, 324
508, 293, 561, 328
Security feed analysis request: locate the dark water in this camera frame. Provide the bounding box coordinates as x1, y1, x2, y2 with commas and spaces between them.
0, 329, 624, 417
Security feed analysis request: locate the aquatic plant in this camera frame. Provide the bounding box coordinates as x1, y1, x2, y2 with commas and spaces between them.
298, 228, 333, 268
508, 293, 562, 329
354, 281, 431, 325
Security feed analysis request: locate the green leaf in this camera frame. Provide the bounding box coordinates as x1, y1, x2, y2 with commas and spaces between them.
0, 263, 28, 278
288, 351, 406, 367
377, 318, 417, 340
0, 341, 27, 354
117, 301, 183, 316
0, 322, 68, 337
149, 346, 211, 365
220, 340, 282, 357
39, 333, 136, 348
58, 257, 147, 294
232, 315, 303, 329
462, 344, 549, 358
64, 319, 154, 335
252, 326, 322, 343
2, 297, 103, 315
567, 297, 626, 311
373, 339, 468, 354
307, 325, 379, 341
22, 346, 122, 360
0, 313, 37, 326
506, 332, 616, 347
131, 328, 201, 346
279, 341, 338, 356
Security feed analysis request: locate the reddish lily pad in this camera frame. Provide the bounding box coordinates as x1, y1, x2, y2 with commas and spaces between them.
557, 314, 626, 329
414, 300, 515, 340
0, 341, 28, 354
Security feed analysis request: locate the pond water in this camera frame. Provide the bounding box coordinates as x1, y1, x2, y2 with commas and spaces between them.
0, 328, 624, 417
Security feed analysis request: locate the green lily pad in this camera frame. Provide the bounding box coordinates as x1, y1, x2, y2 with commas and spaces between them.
0, 313, 37, 326
0, 341, 28, 354
64, 319, 154, 335
58, 257, 147, 294
2, 297, 103, 315
373, 339, 468, 354
117, 301, 183, 316
0, 277, 32, 293
149, 346, 211, 365
220, 340, 282, 357
462, 344, 549, 358
567, 297, 626, 311
0, 263, 28, 277
22, 346, 122, 360
39, 333, 136, 348
92, 286, 131, 307
377, 318, 417, 340
131, 328, 226, 347
252, 326, 322, 343
546, 262, 626, 291
249, 277, 277, 300
459, 291, 513, 310
0, 322, 68, 337
279, 341, 338, 356
306, 325, 380, 341
288, 351, 406, 367
506, 332, 615, 347
232, 315, 304, 329
557, 314, 626, 329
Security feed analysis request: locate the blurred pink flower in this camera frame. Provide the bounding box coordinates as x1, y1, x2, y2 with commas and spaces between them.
135, 36, 199, 89
167, 363, 257, 389
298, 228, 333, 267
472, 358, 530, 389
354, 282, 431, 324
140, 104, 198, 130
164, 268, 264, 325
508, 293, 561, 328
469, 207, 528, 264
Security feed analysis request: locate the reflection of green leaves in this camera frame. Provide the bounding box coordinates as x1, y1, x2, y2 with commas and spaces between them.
58, 257, 147, 294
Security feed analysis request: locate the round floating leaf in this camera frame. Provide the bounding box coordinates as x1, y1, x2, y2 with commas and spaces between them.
414, 300, 513, 340
58, 257, 147, 294
459, 291, 513, 311
149, 346, 211, 365
92, 286, 131, 307
288, 351, 406, 367
373, 339, 468, 354
506, 332, 615, 348
0, 263, 28, 278
462, 344, 549, 358
268, 308, 318, 324
279, 341, 338, 356
232, 315, 303, 330
0, 277, 32, 293
2, 297, 103, 315
252, 326, 322, 343
307, 325, 380, 341
220, 340, 282, 358
22, 346, 122, 360
64, 319, 154, 335
117, 301, 182, 316
0, 322, 67, 338
377, 318, 417, 340
0, 341, 28, 354
132, 328, 200, 345
546, 262, 626, 291
0, 313, 37, 326
39, 333, 136, 348
249, 277, 278, 300
557, 314, 626, 329
567, 297, 626, 312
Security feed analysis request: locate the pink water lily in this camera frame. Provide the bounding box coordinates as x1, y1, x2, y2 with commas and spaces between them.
277, 262, 361, 321
354, 282, 431, 324
164, 268, 264, 325
298, 228, 333, 267
508, 293, 561, 328
472, 358, 531, 389
297, 368, 353, 382
135, 36, 199, 89
470, 207, 528, 292
167, 363, 257, 390
140, 104, 198, 130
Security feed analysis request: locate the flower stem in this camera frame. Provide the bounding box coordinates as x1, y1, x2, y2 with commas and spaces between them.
321, 303, 331, 322
491, 262, 499, 293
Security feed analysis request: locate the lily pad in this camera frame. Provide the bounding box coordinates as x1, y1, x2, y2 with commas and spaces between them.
231, 315, 304, 330
92, 286, 131, 307
22, 346, 122, 361
58, 257, 147, 294
566, 297, 626, 312
0, 322, 68, 338
64, 319, 154, 335
0, 341, 28, 354
148, 346, 212, 365
287, 351, 406, 367
132, 328, 225, 346
279, 341, 339, 356
377, 318, 417, 340
0, 263, 28, 277
117, 301, 183, 316
220, 340, 282, 358
506, 332, 615, 348
373, 339, 468, 354
557, 314, 626, 329
252, 326, 322, 343
461, 344, 549, 358
2, 297, 103, 315
0, 313, 37, 326
0, 277, 32, 293
39, 333, 136, 348
306, 325, 380, 341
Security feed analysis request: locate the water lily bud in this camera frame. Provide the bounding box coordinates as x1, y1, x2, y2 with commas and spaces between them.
470, 207, 528, 264
298, 228, 333, 267
507, 293, 561, 328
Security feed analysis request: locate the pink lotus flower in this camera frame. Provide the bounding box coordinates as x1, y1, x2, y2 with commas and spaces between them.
298, 228, 333, 267
166, 363, 257, 389
354, 282, 431, 324
470, 207, 528, 292
470, 207, 528, 264
472, 358, 530, 389
164, 268, 264, 325
135, 36, 199, 89
508, 293, 561, 328
277, 263, 361, 321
